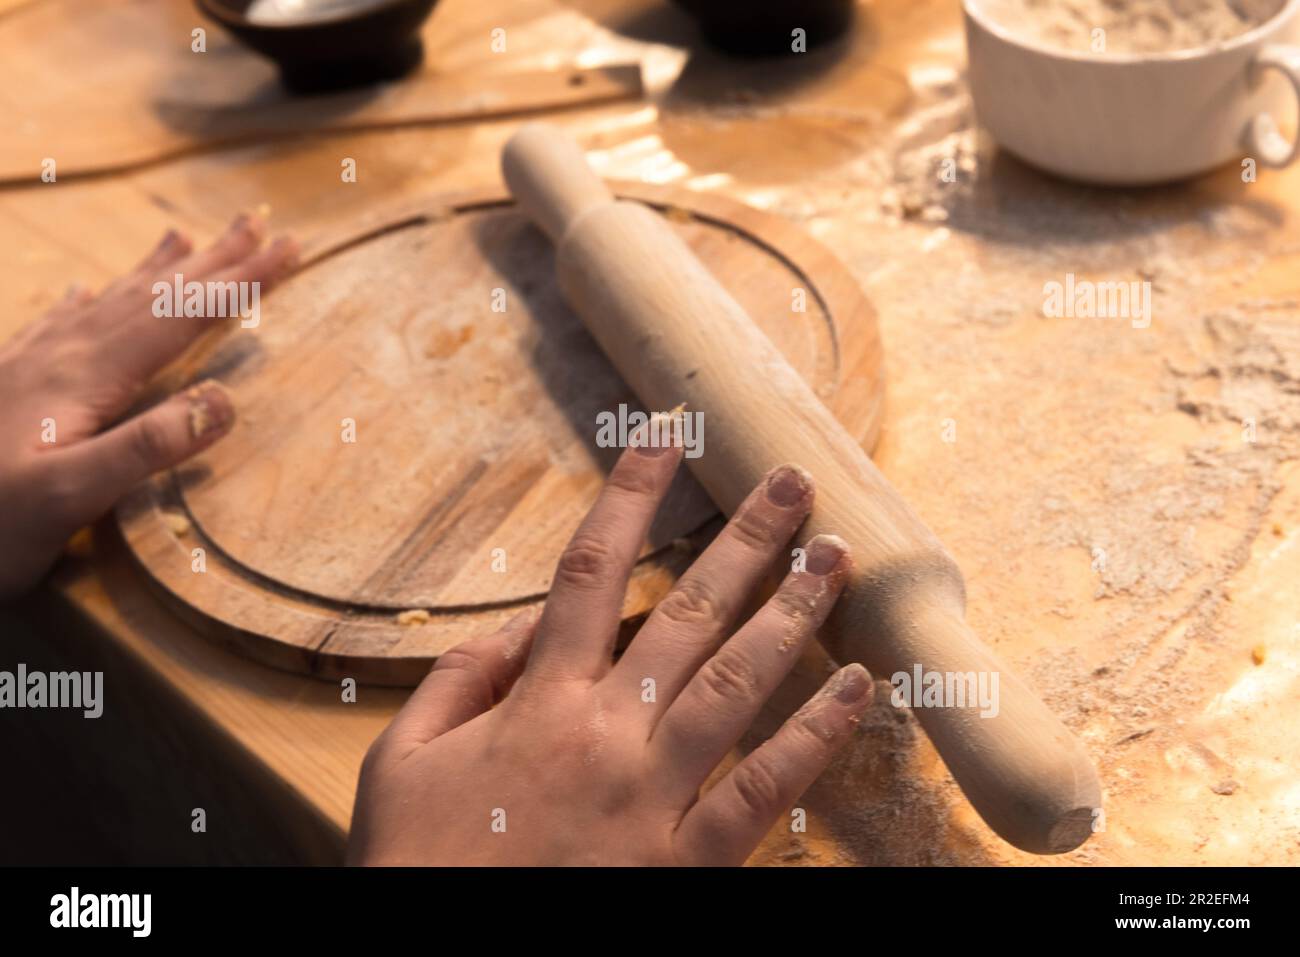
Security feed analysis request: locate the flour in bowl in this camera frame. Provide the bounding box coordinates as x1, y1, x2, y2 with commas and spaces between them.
975, 0, 1285, 54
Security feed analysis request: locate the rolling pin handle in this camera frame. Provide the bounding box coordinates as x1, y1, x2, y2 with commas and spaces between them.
502, 123, 615, 243
502, 122, 1103, 855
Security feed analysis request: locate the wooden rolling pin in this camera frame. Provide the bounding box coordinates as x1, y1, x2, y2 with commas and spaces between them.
501, 123, 1102, 854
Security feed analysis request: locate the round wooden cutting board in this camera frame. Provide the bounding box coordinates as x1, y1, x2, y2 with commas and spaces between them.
115, 182, 884, 685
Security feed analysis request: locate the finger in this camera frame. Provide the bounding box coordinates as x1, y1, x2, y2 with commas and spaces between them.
650, 534, 851, 799
90, 216, 264, 328
521, 418, 684, 686
609, 463, 813, 716
674, 663, 873, 866
96, 228, 194, 304
104, 234, 299, 386
160, 214, 267, 291
88, 214, 267, 347
380, 607, 541, 761
41, 380, 236, 525
201, 235, 299, 298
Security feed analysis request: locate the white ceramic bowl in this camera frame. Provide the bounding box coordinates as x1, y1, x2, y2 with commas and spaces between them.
963, 0, 1300, 184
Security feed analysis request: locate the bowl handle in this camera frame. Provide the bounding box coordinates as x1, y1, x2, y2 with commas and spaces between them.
1246, 44, 1300, 167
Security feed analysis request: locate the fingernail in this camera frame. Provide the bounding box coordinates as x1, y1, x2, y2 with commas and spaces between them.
186, 380, 235, 440
228, 213, 263, 241
829, 664, 872, 704
805, 533, 849, 575
765, 464, 811, 507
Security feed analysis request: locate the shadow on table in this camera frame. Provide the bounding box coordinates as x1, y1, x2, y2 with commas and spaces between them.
563, 0, 881, 182
918, 146, 1289, 251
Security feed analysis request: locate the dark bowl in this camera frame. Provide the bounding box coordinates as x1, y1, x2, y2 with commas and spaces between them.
197, 0, 440, 93
671, 0, 853, 56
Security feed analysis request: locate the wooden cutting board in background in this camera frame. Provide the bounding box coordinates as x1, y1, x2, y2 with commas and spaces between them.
0, 0, 642, 183
115, 182, 884, 685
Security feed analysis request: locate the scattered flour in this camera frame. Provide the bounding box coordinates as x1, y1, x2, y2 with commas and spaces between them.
976, 0, 1284, 54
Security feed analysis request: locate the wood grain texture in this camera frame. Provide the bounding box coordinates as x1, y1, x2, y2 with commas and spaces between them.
0, 0, 642, 183
116, 182, 885, 686
502, 123, 1103, 855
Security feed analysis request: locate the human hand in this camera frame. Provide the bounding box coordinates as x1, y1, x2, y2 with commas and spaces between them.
0, 214, 297, 599
349, 435, 873, 865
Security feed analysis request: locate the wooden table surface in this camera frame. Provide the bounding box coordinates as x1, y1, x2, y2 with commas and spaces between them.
3, 0, 1298, 865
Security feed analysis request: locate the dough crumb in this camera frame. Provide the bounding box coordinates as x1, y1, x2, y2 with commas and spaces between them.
778, 844, 807, 862
188, 400, 211, 439
396, 609, 432, 627
1251, 644, 1267, 665
162, 510, 191, 536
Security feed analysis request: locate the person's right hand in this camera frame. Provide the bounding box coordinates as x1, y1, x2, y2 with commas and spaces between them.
349, 436, 873, 866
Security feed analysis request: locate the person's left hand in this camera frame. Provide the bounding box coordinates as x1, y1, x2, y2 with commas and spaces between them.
0, 214, 298, 599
